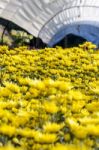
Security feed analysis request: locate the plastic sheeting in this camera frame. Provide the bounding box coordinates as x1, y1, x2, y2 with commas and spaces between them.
0, 0, 99, 46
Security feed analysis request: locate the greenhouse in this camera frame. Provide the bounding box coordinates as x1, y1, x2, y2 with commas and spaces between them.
0, 1, 99, 150
0, 0, 99, 46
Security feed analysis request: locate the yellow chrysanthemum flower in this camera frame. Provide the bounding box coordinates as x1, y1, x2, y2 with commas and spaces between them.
68, 90, 84, 100
43, 122, 64, 133
4, 82, 20, 93
0, 87, 11, 97
0, 125, 16, 137
44, 101, 58, 114
34, 132, 58, 143
51, 144, 88, 150
0, 145, 22, 150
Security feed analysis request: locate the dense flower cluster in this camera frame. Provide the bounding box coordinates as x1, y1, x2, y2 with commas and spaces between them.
0, 42, 99, 150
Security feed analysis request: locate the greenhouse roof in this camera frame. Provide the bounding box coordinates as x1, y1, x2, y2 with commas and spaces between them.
0, 0, 99, 46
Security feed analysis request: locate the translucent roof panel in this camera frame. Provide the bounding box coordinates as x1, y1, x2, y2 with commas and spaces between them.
0, 0, 99, 46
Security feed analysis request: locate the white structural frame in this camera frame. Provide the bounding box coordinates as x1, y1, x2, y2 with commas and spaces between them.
0, 0, 99, 46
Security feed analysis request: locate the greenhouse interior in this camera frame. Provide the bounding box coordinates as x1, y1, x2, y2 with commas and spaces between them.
0, 0, 99, 150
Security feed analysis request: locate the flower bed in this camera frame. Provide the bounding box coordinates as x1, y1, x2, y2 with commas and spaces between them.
0, 42, 99, 150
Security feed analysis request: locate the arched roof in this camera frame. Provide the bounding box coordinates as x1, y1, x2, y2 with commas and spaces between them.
0, 0, 99, 46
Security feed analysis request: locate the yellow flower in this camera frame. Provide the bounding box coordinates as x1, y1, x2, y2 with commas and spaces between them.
4, 82, 20, 93
90, 87, 99, 94
0, 125, 16, 137
20, 86, 28, 93
43, 122, 63, 133
0, 145, 22, 150
51, 144, 88, 150
16, 128, 37, 138
36, 81, 45, 90
86, 101, 99, 112
34, 132, 58, 143
71, 100, 85, 112
18, 77, 33, 86
79, 117, 99, 125
79, 42, 96, 49
58, 82, 73, 91
87, 125, 99, 136
29, 88, 39, 97
7, 66, 17, 72
66, 118, 87, 139
44, 101, 58, 114
68, 90, 84, 100
0, 87, 11, 97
